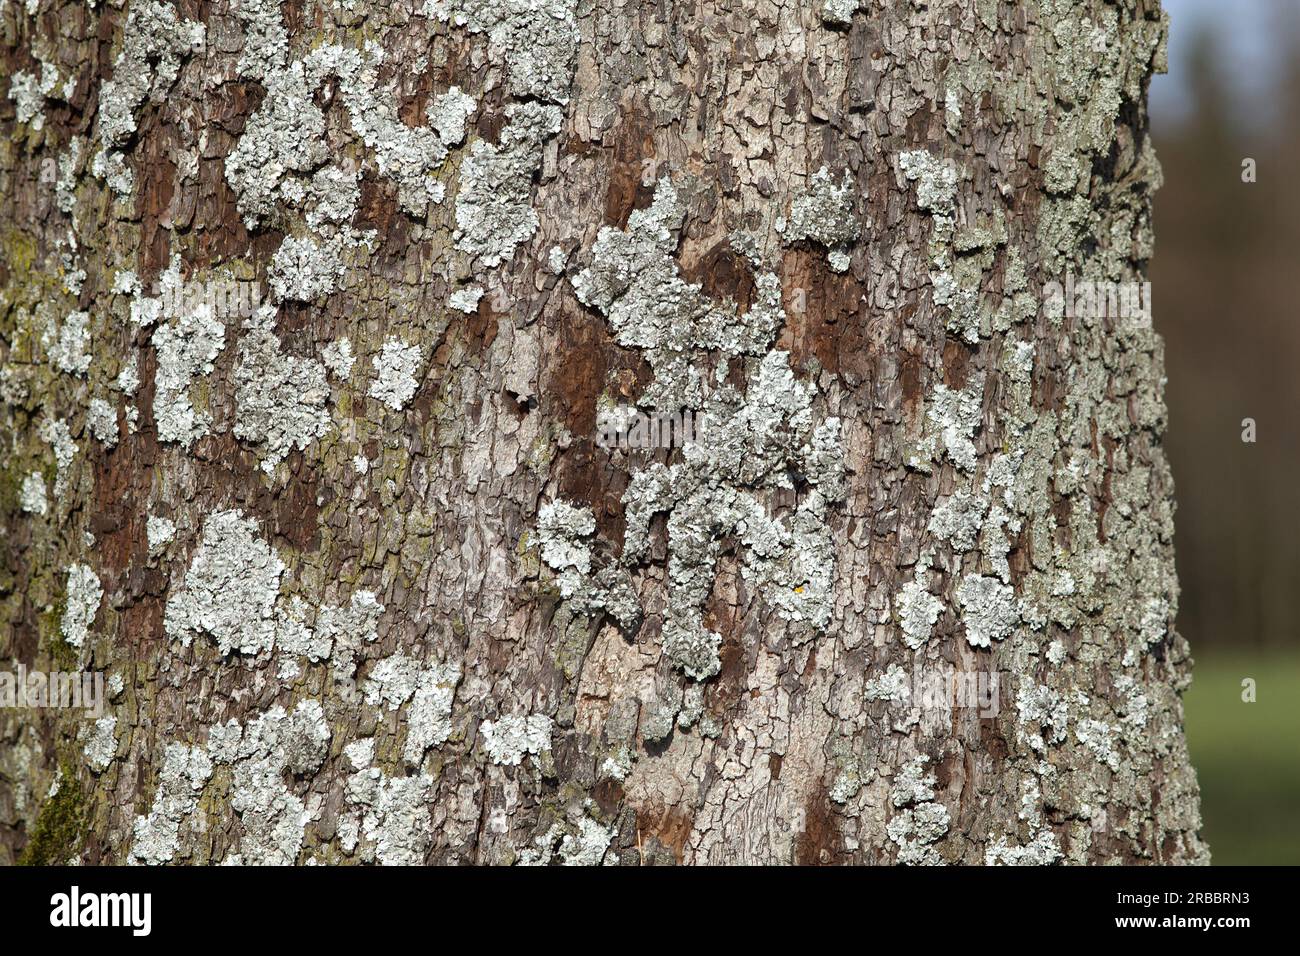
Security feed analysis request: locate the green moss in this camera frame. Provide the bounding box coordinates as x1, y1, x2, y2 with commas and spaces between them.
18, 767, 86, 865
40, 589, 76, 670
0, 456, 25, 514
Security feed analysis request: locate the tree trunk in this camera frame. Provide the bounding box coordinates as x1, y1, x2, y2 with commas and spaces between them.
1, 0, 1206, 865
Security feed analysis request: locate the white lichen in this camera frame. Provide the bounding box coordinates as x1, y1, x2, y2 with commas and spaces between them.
895, 565, 944, 649
346, 767, 435, 865
83, 716, 118, 773
985, 828, 1062, 866
927, 491, 987, 552
909, 375, 984, 473
321, 337, 355, 380
570, 178, 846, 679
448, 286, 484, 313
115, 354, 140, 395
558, 815, 613, 866
38, 417, 76, 496
780, 165, 859, 272
232, 306, 331, 474
86, 398, 119, 446
19, 472, 47, 516
368, 337, 423, 411
454, 102, 563, 266
864, 663, 911, 704
146, 515, 176, 556
151, 288, 226, 448
426, 86, 476, 144
129, 743, 212, 864
61, 563, 103, 649
210, 700, 331, 865
899, 149, 958, 215
886, 757, 949, 865
93, 1, 206, 197
164, 510, 285, 656
7, 66, 55, 130
480, 713, 553, 766
955, 574, 1018, 648
47, 311, 91, 376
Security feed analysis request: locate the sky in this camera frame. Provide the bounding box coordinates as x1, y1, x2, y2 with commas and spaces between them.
1150, 0, 1296, 132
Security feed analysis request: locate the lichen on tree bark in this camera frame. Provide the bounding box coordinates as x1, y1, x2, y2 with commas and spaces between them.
0, 0, 1206, 865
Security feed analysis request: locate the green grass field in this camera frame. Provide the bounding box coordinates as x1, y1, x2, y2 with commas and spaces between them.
1183, 650, 1300, 865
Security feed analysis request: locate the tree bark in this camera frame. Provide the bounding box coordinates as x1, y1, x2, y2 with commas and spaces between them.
1, 0, 1206, 865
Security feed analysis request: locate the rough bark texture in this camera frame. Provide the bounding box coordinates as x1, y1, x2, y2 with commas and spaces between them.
0, 0, 1206, 865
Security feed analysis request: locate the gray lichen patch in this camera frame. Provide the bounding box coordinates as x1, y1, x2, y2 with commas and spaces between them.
779, 165, 860, 272
907, 374, 984, 474
85, 398, 119, 447
897, 149, 1003, 344
163, 510, 286, 656
955, 574, 1018, 648
278, 591, 384, 682
368, 337, 423, 411
439, 0, 579, 104
146, 515, 176, 556
267, 234, 354, 304
363, 655, 462, 764
863, 663, 911, 704
570, 178, 846, 680
536, 500, 595, 575
926, 491, 986, 552
454, 103, 563, 267
535, 500, 641, 634
6, 62, 58, 131
820, 0, 865, 26
232, 307, 332, 475
208, 700, 331, 865
557, 815, 614, 866
480, 713, 553, 767
1015, 683, 1070, 753
321, 338, 355, 380
448, 286, 484, 314
886, 757, 950, 865
894, 562, 944, 650
345, 766, 435, 865
572, 179, 784, 408
515, 811, 614, 866
226, 24, 464, 223
403, 663, 462, 765
427, 87, 476, 145
37, 418, 76, 497
93, 1, 206, 198
44, 311, 91, 376
150, 290, 226, 449
82, 716, 118, 774
129, 743, 212, 864
61, 563, 103, 650
19, 472, 47, 516
898, 149, 958, 217
985, 828, 1062, 866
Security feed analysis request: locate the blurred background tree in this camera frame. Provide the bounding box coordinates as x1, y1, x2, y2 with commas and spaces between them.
1153, 0, 1300, 865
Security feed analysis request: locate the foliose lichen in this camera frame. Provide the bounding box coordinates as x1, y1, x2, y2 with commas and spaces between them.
60, 563, 102, 650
